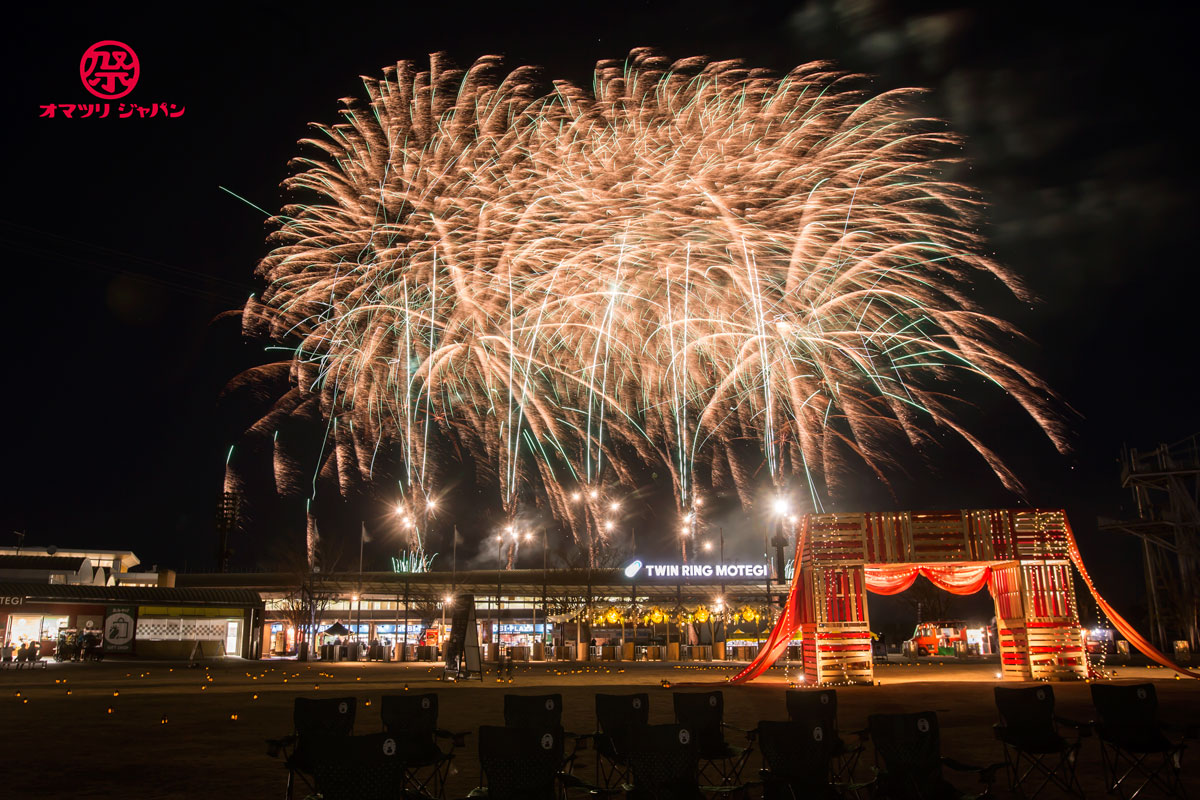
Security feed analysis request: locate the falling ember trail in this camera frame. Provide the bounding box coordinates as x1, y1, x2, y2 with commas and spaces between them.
233, 49, 1067, 562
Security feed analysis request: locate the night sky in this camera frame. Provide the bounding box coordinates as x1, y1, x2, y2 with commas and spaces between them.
7, 2, 1195, 628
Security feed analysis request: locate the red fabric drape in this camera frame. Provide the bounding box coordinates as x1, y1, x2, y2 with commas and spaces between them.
862, 565, 919, 595
1064, 519, 1200, 679
719, 528, 807, 685
864, 564, 991, 596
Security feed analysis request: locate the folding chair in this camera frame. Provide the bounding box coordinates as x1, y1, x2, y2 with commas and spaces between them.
308, 732, 408, 800
592, 693, 650, 790
867, 711, 1002, 799
992, 685, 1088, 798
266, 696, 357, 800
785, 689, 867, 780
624, 723, 750, 800
1091, 683, 1195, 799
381, 693, 469, 799
671, 691, 755, 786
757, 720, 850, 800
503, 693, 564, 729
467, 725, 606, 800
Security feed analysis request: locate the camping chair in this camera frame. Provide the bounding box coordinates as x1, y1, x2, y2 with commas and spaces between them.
623, 723, 752, 800
867, 711, 1002, 799
671, 691, 755, 786
757, 719, 854, 800
503, 693, 589, 773
591, 693, 651, 789
992, 685, 1088, 798
503, 693, 564, 728
381, 693, 469, 798
786, 689, 867, 780
307, 732, 408, 800
267, 696, 357, 800
467, 725, 607, 800
1090, 683, 1195, 799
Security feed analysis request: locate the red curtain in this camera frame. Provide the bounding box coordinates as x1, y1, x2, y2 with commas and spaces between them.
864, 564, 991, 595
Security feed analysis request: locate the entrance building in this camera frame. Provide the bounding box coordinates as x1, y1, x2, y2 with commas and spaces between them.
735, 508, 1091, 685
0, 582, 263, 660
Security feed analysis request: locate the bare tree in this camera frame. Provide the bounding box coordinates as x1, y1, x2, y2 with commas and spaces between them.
273, 537, 344, 656
899, 576, 953, 624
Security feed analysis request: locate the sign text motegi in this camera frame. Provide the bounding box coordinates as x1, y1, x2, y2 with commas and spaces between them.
623, 560, 769, 580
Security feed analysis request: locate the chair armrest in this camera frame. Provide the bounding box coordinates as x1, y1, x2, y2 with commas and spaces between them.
565, 731, 591, 750
265, 735, 296, 758
1054, 716, 1092, 736
721, 722, 758, 741
435, 728, 472, 747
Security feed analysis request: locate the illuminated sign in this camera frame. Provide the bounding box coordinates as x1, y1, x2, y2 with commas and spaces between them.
623, 561, 769, 579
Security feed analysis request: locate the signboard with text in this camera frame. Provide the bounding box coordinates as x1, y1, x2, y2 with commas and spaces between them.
622, 559, 770, 581
103, 605, 137, 652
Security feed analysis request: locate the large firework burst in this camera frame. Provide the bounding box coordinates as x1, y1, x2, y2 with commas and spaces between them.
231, 49, 1065, 565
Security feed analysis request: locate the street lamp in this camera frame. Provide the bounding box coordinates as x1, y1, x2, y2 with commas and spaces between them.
769, 496, 792, 610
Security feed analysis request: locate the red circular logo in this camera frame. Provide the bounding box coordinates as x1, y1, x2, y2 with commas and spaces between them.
80, 41, 139, 100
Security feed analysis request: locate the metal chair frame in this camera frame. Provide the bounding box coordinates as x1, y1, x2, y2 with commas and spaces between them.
785, 689, 866, 782
267, 695, 357, 800
624, 723, 751, 800
591, 693, 651, 790
866, 711, 1002, 800
1091, 683, 1192, 800
992, 685, 1088, 799
671, 691, 755, 786
381, 693, 469, 799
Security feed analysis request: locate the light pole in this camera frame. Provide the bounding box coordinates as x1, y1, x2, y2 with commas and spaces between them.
355, 522, 367, 651
541, 527, 549, 652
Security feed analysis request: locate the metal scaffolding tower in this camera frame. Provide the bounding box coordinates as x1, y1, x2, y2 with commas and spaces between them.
1101, 435, 1199, 651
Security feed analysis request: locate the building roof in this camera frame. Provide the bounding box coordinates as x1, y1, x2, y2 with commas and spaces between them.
0, 555, 88, 571
0, 548, 139, 571
0, 582, 263, 608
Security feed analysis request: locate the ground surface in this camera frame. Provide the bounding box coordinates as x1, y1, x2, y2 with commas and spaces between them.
2, 658, 1197, 798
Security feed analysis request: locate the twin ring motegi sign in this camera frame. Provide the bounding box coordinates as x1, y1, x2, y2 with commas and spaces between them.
623, 560, 769, 581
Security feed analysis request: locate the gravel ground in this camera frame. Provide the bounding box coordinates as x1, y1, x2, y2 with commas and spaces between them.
2, 658, 1196, 798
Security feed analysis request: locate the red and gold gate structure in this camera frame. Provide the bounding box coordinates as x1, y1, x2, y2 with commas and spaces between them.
734, 508, 1094, 685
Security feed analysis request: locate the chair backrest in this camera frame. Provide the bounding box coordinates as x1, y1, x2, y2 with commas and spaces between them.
1091, 683, 1159, 733
628, 723, 701, 800
503, 693, 563, 729
596, 692, 650, 748
867, 711, 944, 793
785, 689, 839, 731
994, 685, 1056, 739
294, 696, 357, 736
309, 733, 406, 800
478, 725, 565, 800
757, 720, 836, 787
672, 691, 724, 753
380, 692, 438, 734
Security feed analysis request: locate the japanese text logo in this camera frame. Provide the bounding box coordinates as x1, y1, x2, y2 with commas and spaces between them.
80, 41, 139, 100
